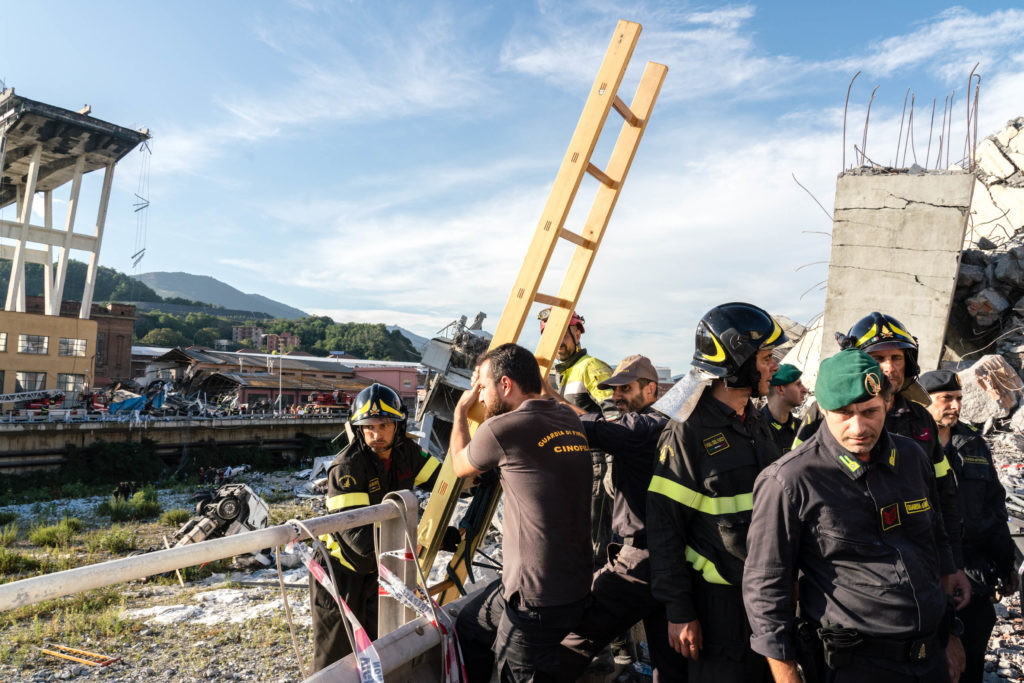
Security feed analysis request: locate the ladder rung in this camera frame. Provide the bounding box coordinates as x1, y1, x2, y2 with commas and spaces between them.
612, 95, 642, 127
558, 228, 596, 249
586, 162, 619, 189
533, 293, 574, 309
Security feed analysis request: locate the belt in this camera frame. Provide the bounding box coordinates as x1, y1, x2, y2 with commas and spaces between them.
853, 632, 942, 663
622, 535, 647, 549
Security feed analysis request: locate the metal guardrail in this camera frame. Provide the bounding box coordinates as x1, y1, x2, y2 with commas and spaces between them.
0, 491, 419, 636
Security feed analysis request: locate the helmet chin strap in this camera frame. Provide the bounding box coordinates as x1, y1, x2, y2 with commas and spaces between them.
726, 356, 764, 396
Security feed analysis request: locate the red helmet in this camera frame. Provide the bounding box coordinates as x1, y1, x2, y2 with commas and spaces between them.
538, 308, 585, 333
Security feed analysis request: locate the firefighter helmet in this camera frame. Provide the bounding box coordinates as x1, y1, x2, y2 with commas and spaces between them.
691, 302, 787, 390
835, 312, 920, 384
350, 383, 407, 426
537, 307, 585, 334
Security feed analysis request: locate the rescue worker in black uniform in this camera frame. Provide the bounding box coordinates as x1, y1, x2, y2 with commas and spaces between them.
744, 349, 963, 683
310, 383, 440, 672
920, 370, 1019, 683
551, 354, 687, 681
795, 312, 972, 607
761, 363, 807, 455
647, 302, 786, 682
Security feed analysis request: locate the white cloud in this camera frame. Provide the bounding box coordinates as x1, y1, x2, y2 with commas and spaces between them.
830, 7, 1024, 81
150, 6, 490, 177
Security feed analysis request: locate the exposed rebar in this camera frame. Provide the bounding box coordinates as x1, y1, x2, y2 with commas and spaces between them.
861, 85, 879, 166
937, 95, 949, 170
895, 88, 910, 165
926, 98, 936, 168
842, 71, 860, 171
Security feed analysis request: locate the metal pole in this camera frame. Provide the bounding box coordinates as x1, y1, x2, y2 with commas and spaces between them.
307, 593, 473, 682
377, 490, 419, 635
0, 493, 413, 612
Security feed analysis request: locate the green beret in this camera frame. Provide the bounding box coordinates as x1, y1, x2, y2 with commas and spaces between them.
816, 349, 884, 411
770, 363, 803, 386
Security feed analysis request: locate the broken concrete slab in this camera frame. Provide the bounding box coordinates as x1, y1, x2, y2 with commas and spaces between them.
820, 170, 974, 371
957, 355, 1023, 424
967, 118, 1024, 249
976, 138, 1017, 180
966, 288, 1011, 328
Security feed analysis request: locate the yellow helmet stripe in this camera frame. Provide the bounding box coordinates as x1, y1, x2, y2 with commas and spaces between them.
379, 401, 404, 418
352, 399, 372, 419
702, 334, 727, 363
856, 323, 878, 348
764, 319, 783, 346
887, 321, 914, 342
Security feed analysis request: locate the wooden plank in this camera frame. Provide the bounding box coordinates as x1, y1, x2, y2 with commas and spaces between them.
558, 227, 595, 249
416, 21, 642, 576
551, 61, 668, 328
585, 162, 618, 189
489, 20, 641, 347
612, 95, 641, 127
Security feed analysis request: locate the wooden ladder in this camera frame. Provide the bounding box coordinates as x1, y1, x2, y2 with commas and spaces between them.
416, 19, 667, 602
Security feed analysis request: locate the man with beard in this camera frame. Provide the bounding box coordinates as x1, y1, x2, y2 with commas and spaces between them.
744, 350, 963, 683
921, 370, 1019, 683
539, 308, 618, 568
553, 354, 687, 681
453, 343, 593, 682
762, 364, 808, 455
311, 383, 440, 671
647, 302, 785, 682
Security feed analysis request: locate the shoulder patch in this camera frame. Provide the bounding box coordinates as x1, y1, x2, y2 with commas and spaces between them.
904, 498, 930, 514
703, 433, 730, 456
880, 503, 901, 531
338, 474, 357, 490
659, 443, 674, 464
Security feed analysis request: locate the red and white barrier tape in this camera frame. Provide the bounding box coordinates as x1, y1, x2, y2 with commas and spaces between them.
288, 541, 384, 683
378, 549, 466, 683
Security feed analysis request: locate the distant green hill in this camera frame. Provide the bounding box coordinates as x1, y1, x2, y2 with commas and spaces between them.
135, 271, 307, 319
0, 259, 163, 303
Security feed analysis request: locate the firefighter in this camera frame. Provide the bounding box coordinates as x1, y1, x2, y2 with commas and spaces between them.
920, 370, 1019, 683
834, 312, 971, 606
647, 302, 785, 682
555, 354, 687, 681
761, 363, 807, 455
310, 383, 440, 672
744, 349, 963, 683
452, 343, 592, 682
539, 308, 617, 567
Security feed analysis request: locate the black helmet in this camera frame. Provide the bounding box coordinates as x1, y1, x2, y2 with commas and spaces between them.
835, 312, 920, 384
350, 383, 407, 426
692, 303, 787, 390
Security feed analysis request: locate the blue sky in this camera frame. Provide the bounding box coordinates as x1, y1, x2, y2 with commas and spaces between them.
2, 1, 1023, 373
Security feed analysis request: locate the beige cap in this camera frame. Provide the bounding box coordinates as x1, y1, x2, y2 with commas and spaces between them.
598, 354, 659, 389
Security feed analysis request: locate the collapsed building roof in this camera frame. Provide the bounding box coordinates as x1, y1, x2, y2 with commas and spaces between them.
0, 88, 150, 209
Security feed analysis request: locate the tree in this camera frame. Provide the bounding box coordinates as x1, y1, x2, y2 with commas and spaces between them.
194, 327, 220, 347
140, 328, 190, 347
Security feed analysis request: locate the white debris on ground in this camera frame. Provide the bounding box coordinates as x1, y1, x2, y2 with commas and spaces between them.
121, 568, 312, 627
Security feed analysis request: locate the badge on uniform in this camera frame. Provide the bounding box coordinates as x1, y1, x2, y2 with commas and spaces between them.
880, 503, 901, 531
368, 477, 381, 493
904, 498, 930, 514
703, 433, 730, 456
659, 444, 674, 464
339, 474, 358, 490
